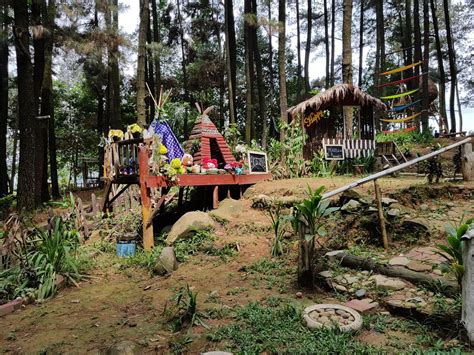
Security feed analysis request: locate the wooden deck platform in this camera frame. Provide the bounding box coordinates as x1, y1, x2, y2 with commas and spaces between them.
103, 140, 272, 250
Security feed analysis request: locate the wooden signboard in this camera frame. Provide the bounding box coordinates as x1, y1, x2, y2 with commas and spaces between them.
323, 144, 344, 160
247, 151, 268, 174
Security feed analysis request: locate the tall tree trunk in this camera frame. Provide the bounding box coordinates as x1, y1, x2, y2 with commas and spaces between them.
304, 0, 312, 92
404, 0, 413, 80
295, 0, 302, 99
324, 0, 330, 89
358, 0, 363, 87
429, 0, 448, 132
176, 0, 188, 137
224, 0, 237, 125
413, 0, 422, 79
13, 0, 37, 210
110, 0, 121, 128
10, 115, 19, 195
443, 0, 457, 132
456, 82, 462, 132
421, 0, 429, 132
32, 0, 48, 204
137, 0, 148, 126
330, 0, 335, 86
0, 3, 8, 197
147, 10, 155, 121
278, 0, 288, 150
251, 0, 268, 146
244, 0, 254, 144
151, 0, 161, 97
267, 0, 277, 136
342, 0, 353, 139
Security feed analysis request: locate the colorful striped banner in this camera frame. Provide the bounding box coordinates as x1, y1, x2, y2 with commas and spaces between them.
380, 88, 419, 100
381, 112, 421, 123
389, 99, 421, 112
378, 61, 423, 76
375, 73, 426, 88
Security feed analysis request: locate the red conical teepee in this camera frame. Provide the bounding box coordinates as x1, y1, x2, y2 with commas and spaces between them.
186, 105, 235, 166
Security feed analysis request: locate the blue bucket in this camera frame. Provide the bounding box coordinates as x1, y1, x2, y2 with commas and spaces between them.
116, 235, 137, 257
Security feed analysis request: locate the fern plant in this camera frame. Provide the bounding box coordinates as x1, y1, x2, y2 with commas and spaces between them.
435, 216, 474, 287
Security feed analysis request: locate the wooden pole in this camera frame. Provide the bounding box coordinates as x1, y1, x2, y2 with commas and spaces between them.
374, 179, 389, 249
322, 137, 472, 200
138, 145, 154, 250
213, 185, 219, 209
462, 143, 473, 181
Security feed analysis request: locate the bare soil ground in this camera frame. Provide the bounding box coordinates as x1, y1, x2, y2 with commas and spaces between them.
1, 176, 473, 353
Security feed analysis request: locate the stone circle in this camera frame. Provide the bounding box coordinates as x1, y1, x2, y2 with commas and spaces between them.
302, 304, 363, 332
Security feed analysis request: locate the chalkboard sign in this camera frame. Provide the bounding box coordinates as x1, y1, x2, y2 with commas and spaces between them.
323, 144, 345, 160
247, 151, 268, 174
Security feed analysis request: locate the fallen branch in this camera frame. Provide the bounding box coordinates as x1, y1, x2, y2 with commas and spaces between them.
328, 252, 459, 297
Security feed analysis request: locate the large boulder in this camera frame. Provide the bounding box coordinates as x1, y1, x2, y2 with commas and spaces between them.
153, 247, 178, 275
166, 211, 215, 245
210, 198, 245, 223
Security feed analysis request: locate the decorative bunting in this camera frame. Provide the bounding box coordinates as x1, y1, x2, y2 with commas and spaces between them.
378, 61, 423, 76
382, 126, 417, 134
380, 88, 419, 100
389, 99, 422, 112
380, 112, 420, 123
375, 73, 427, 88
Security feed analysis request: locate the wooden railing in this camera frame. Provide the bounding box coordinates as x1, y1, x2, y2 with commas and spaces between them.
104, 138, 143, 181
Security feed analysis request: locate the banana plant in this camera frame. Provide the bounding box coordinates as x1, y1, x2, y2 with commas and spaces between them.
291, 186, 339, 241
435, 215, 474, 286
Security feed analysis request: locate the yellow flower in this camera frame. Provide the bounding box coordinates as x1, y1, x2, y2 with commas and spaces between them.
159, 144, 168, 155
171, 158, 182, 169
108, 129, 124, 139
128, 123, 143, 134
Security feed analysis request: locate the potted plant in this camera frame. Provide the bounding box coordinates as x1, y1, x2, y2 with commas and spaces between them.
128, 123, 143, 139
108, 129, 124, 142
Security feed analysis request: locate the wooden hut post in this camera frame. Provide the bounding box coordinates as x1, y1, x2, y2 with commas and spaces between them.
138, 145, 154, 250
374, 179, 389, 249
462, 142, 473, 181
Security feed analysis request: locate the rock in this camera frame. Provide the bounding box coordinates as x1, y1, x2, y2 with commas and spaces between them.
341, 199, 361, 212
335, 284, 348, 292
343, 299, 379, 313
153, 247, 178, 275
339, 190, 362, 206
107, 340, 141, 355
210, 198, 245, 222
386, 299, 416, 310
319, 270, 333, 278
166, 211, 215, 245
406, 261, 432, 272
382, 197, 398, 206
387, 208, 401, 217
388, 256, 410, 266
361, 270, 370, 275
296, 292, 303, 298
202, 352, 233, 355
251, 194, 272, 208
319, 316, 330, 324
372, 275, 407, 291
433, 268, 443, 276
0, 299, 23, 317
355, 289, 367, 299
344, 275, 359, 285
325, 250, 346, 260
420, 204, 429, 211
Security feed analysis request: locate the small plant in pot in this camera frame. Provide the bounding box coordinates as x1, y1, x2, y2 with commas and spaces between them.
108, 129, 124, 142
128, 123, 143, 139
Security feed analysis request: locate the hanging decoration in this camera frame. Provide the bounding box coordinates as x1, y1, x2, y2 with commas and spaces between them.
375, 73, 426, 88
389, 99, 421, 112
380, 88, 419, 100
377, 61, 423, 76
382, 126, 417, 134
380, 112, 420, 123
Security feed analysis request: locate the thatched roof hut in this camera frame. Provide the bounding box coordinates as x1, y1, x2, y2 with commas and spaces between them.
289, 84, 386, 160
288, 84, 387, 118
